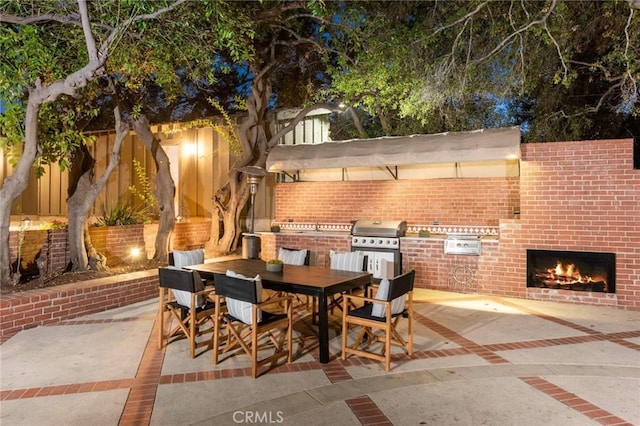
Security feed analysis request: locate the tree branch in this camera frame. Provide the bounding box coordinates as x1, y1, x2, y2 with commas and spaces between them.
472, 0, 557, 65
622, 8, 638, 105
78, 0, 98, 61
429, 1, 489, 39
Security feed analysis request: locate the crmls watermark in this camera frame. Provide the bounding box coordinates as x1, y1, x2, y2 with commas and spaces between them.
232, 410, 284, 424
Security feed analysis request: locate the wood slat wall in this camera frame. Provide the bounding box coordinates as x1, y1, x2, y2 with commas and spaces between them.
5, 113, 330, 222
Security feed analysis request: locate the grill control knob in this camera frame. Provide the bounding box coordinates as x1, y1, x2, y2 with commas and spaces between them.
392, 240, 398, 245
353, 238, 359, 244
378, 240, 383, 245
369, 239, 375, 244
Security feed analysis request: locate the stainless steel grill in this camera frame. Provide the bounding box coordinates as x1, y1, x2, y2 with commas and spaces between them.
350, 220, 406, 280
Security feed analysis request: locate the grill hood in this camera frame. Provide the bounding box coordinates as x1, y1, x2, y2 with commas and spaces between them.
351, 220, 407, 237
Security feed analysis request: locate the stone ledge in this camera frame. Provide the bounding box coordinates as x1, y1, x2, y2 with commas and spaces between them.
0, 269, 159, 343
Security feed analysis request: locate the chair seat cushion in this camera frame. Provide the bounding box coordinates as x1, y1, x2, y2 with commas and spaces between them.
371, 278, 406, 317
348, 304, 406, 322
168, 299, 215, 313
225, 270, 263, 324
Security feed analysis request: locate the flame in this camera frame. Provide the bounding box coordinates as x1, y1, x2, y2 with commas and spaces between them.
546, 261, 603, 284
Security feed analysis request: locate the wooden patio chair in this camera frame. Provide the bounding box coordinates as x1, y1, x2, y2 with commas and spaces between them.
212, 271, 293, 378
341, 270, 415, 371
157, 267, 217, 358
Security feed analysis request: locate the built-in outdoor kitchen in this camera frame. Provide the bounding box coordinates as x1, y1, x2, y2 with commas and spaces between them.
258, 129, 639, 311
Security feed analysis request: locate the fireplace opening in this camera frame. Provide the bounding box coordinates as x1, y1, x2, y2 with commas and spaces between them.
527, 250, 616, 293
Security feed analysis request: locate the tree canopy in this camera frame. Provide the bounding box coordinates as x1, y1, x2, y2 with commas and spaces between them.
324, 0, 639, 141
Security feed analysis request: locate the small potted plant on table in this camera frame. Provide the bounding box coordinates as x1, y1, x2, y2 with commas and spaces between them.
266, 258, 284, 272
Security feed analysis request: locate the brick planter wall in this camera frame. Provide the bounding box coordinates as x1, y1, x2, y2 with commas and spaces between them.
88, 224, 145, 264
7, 221, 212, 280
0, 269, 158, 343
8, 229, 69, 279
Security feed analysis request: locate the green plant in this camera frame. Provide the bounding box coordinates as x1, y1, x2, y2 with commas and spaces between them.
267, 258, 283, 265
128, 159, 157, 220
94, 198, 147, 227
40, 220, 68, 230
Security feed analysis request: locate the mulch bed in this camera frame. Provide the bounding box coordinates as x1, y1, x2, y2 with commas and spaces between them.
1, 260, 165, 295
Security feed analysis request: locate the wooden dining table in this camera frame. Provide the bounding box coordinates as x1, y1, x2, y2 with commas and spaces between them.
185, 258, 372, 363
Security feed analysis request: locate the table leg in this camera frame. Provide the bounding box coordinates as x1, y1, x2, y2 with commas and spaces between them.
317, 292, 330, 363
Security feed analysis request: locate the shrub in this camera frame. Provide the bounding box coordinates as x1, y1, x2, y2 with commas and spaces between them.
94, 198, 147, 227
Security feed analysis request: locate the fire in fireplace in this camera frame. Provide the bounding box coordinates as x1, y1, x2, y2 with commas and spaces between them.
526, 250, 616, 293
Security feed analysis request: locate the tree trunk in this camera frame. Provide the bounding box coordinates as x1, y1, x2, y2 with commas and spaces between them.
84, 226, 106, 271
67, 164, 108, 271
204, 66, 350, 257
67, 168, 93, 271
209, 65, 273, 255
67, 104, 126, 271
0, 98, 42, 284
66, 144, 94, 271
131, 115, 175, 262
212, 173, 248, 254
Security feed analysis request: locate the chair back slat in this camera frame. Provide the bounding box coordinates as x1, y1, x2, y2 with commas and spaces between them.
213, 274, 259, 304
159, 267, 199, 292
388, 270, 415, 301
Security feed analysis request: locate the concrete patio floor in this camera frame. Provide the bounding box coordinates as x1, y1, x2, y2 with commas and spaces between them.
1, 289, 639, 426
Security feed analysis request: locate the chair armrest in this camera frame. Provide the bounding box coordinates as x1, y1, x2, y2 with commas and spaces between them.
195, 287, 216, 302
343, 293, 389, 306
195, 287, 216, 296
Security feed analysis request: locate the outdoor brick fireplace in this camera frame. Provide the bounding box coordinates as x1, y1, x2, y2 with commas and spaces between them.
526, 249, 616, 293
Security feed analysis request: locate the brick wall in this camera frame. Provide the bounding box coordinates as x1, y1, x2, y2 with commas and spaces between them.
487, 139, 639, 309
0, 269, 158, 343
172, 220, 212, 250
271, 138, 639, 310
275, 178, 519, 225
261, 233, 351, 268
400, 238, 494, 294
